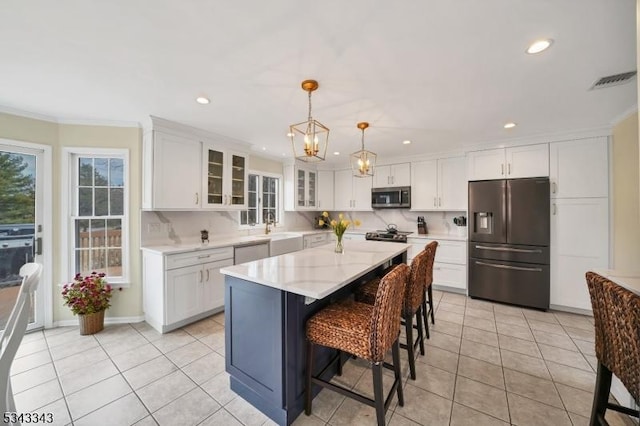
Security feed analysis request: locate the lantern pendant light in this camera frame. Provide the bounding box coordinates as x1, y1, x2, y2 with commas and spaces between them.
289, 80, 329, 162
351, 122, 377, 177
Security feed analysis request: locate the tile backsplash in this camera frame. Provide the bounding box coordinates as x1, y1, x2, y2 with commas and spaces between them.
141, 209, 466, 246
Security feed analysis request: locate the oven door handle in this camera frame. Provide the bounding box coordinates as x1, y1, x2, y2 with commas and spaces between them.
474, 245, 542, 254
475, 261, 543, 273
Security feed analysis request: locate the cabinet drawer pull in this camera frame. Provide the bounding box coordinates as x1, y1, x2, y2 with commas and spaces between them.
501, 164, 504, 175
206, 270, 210, 281
552, 182, 557, 194
195, 192, 199, 205
508, 163, 511, 175
197, 254, 211, 259
199, 270, 203, 282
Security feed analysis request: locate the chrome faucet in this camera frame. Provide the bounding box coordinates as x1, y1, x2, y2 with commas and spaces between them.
265, 211, 276, 234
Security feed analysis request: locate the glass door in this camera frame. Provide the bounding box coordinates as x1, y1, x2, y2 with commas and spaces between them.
0, 144, 44, 332
207, 148, 224, 206
307, 171, 317, 209
230, 154, 246, 206
297, 169, 306, 208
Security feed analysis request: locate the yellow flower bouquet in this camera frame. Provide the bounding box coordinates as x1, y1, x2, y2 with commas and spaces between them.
319, 211, 361, 253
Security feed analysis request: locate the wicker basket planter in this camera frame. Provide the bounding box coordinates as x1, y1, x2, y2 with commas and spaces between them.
78, 310, 105, 335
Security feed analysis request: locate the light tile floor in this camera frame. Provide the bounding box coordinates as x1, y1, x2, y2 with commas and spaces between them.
11, 291, 638, 426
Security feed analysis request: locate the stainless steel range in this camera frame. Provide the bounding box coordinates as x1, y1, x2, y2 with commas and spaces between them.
365, 230, 412, 243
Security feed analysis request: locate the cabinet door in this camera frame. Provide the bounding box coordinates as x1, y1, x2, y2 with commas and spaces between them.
166, 265, 202, 324
154, 132, 201, 209
506, 144, 549, 178
202, 258, 234, 312
317, 170, 334, 211
550, 137, 608, 198
411, 160, 438, 210
296, 168, 307, 208
228, 151, 248, 209
307, 170, 317, 209
373, 165, 392, 188
352, 175, 373, 211
433, 263, 467, 290
550, 197, 609, 311
204, 146, 225, 207
391, 163, 411, 187
466, 148, 505, 181
438, 157, 467, 210
334, 169, 353, 211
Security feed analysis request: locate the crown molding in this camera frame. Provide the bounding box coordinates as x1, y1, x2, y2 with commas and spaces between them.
0, 104, 140, 128
0, 105, 58, 123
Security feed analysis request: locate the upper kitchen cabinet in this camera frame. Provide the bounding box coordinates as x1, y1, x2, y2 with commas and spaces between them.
317, 170, 334, 211
411, 157, 466, 211
373, 163, 411, 188
284, 164, 318, 211
202, 145, 248, 210
143, 116, 250, 210
334, 169, 373, 211
143, 131, 202, 209
549, 136, 608, 198
466, 144, 549, 180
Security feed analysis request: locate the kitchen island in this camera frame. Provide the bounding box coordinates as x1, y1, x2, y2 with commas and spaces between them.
220, 240, 409, 425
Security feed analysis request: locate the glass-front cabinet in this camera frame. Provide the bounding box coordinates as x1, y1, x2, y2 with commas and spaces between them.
284, 164, 318, 211
203, 145, 247, 210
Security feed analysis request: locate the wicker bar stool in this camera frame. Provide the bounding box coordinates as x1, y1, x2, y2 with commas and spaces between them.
585, 271, 639, 425
305, 264, 409, 426
355, 249, 430, 380
421, 241, 438, 339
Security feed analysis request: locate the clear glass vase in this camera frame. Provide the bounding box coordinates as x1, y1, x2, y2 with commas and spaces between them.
334, 235, 344, 254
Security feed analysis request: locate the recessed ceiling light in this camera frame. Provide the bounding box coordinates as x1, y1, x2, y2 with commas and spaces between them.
402, 140, 411, 145
287, 132, 295, 138
504, 122, 517, 129
281, 153, 286, 156
262, 147, 267, 151
196, 96, 210, 105
333, 151, 340, 156
526, 39, 553, 54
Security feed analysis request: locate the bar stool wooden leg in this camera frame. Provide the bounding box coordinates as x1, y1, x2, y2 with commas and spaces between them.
428, 286, 435, 324
391, 338, 404, 407
590, 362, 613, 426
422, 299, 430, 339
305, 341, 314, 416
416, 307, 425, 356
336, 350, 343, 376
404, 315, 416, 380
372, 363, 385, 426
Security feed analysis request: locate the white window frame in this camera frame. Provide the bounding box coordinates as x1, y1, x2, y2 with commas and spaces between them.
239, 170, 283, 229
61, 148, 130, 287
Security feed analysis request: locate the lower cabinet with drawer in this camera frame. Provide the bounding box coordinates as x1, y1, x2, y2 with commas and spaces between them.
407, 237, 467, 292
303, 233, 328, 249
143, 246, 234, 333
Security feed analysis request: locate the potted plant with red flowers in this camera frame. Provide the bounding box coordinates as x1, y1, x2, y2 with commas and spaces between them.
61, 271, 113, 335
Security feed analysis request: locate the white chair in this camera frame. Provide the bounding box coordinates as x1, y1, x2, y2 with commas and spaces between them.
0, 263, 42, 425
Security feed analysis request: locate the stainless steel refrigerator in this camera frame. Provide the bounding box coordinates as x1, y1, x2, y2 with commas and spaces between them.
468, 178, 550, 310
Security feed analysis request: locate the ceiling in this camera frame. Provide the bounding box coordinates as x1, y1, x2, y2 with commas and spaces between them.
0, 1, 637, 164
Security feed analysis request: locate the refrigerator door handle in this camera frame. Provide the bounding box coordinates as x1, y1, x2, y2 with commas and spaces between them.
474, 245, 542, 254
475, 261, 543, 273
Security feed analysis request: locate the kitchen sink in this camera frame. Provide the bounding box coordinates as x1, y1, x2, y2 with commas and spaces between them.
268, 232, 303, 256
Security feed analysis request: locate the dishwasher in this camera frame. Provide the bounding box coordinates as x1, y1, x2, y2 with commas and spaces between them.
234, 241, 270, 264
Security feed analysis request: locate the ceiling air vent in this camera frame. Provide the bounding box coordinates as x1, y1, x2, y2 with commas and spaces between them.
589, 71, 637, 90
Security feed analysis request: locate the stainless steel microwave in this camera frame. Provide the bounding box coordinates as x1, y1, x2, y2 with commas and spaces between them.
371, 187, 411, 209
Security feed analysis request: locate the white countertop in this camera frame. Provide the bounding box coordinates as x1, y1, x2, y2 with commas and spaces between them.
592, 269, 640, 296
407, 232, 467, 242
220, 240, 410, 300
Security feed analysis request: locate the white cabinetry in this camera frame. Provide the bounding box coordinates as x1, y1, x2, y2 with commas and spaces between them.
143, 131, 202, 209
550, 137, 608, 198
549, 136, 609, 312
202, 145, 248, 209
317, 170, 334, 211
334, 169, 373, 211
466, 144, 549, 181
143, 246, 234, 333
303, 233, 328, 249
143, 117, 250, 210
411, 157, 466, 210
407, 237, 467, 291
373, 163, 411, 187
284, 165, 317, 211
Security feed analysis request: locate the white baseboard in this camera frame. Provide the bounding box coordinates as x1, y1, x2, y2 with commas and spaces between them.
549, 304, 593, 316
53, 315, 145, 328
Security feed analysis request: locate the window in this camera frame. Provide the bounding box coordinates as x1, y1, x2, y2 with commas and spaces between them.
240, 173, 280, 226
69, 151, 128, 283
